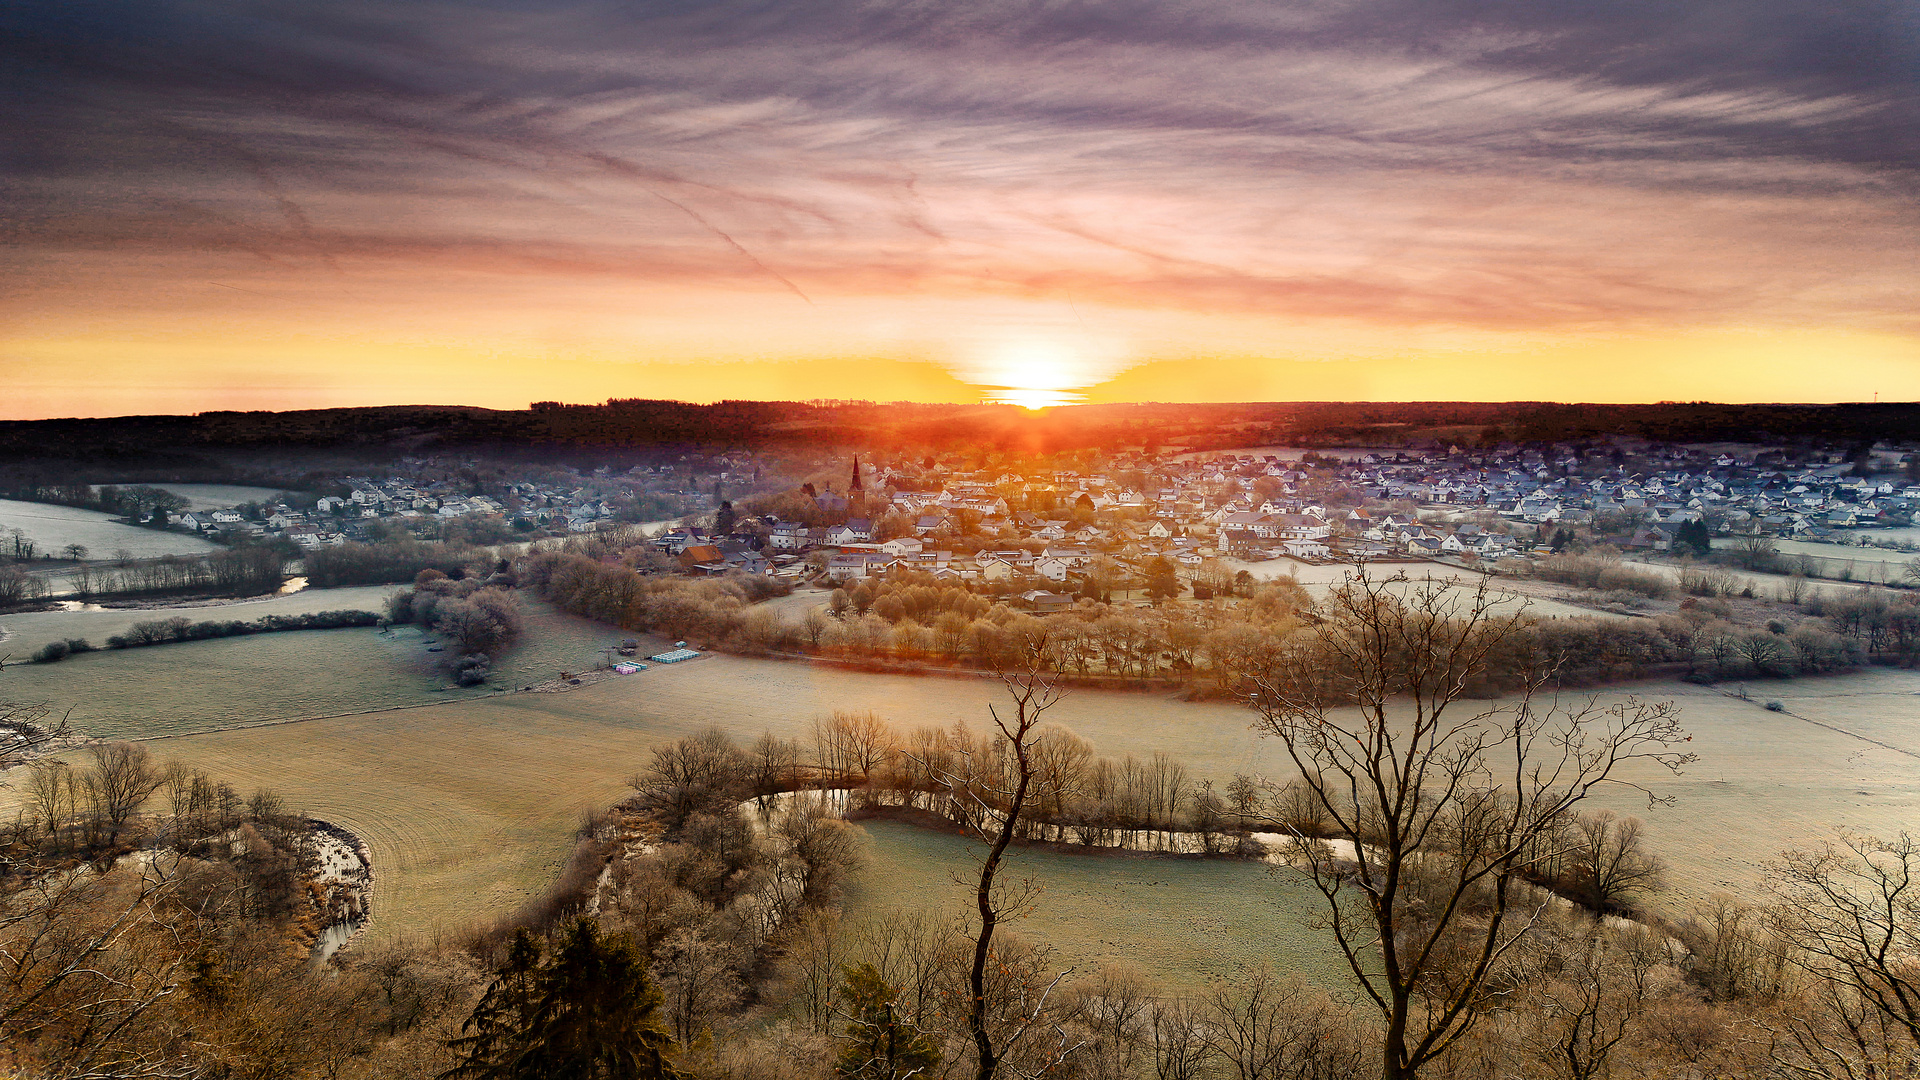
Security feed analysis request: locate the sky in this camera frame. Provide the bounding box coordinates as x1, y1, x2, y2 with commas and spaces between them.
3, 0, 1916, 418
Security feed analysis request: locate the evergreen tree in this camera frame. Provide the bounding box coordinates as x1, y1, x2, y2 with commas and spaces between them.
1674, 519, 1713, 557
1145, 556, 1181, 603
833, 963, 941, 1080
442, 919, 680, 1080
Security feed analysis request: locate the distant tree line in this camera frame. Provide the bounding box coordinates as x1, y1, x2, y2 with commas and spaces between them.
69, 547, 287, 600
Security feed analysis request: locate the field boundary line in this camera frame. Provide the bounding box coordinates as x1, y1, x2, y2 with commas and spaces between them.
1711, 686, 1920, 760
125, 693, 501, 742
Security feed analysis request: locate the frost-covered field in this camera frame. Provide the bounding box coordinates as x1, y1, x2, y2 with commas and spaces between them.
1221, 557, 1615, 620
6, 588, 1913, 950
0, 591, 633, 738
845, 820, 1347, 994
0, 499, 222, 559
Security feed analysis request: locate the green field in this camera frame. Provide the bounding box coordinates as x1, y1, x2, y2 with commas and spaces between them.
846, 820, 1348, 994
0, 591, 639, 738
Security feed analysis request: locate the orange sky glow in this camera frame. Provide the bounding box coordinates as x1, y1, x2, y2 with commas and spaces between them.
3, 1, 1915, 418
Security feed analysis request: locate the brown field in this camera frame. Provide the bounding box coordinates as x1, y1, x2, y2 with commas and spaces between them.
129, 699, 656, 944
38, 648, 1907, 950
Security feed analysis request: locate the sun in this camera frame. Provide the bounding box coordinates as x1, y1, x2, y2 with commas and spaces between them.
974, 339, 1096, 410
996, 387, 1080, 410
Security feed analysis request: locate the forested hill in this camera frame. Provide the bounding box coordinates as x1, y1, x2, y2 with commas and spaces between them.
3, 400, 1917, 467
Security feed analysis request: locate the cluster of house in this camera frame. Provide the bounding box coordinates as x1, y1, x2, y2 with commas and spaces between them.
647, 445, 1919, 593
160, 444, 1916, 572
161, 466, 707, 548
1338, 453, 1920, 550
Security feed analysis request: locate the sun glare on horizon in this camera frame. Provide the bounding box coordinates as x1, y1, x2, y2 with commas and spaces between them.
991, 386, 1083, 410
968, 337, 1110, 410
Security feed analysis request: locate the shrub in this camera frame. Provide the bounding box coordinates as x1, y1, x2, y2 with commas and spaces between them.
64, 638, 94, 653
454, 653, 492, 686
95, 610, 379, 650
31, 640, 70, 663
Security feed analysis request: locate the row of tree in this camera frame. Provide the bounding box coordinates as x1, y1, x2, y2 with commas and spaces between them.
304, 538, 493, 588
69, 546, 288, 599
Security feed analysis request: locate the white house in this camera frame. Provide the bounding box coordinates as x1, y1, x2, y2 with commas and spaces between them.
1033, 557, 1071, 581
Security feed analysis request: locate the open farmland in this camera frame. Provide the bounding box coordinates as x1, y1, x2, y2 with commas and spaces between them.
0, 498, 224, 559
846, 820, 1346, 994
1220, 556, 1618, 620
1619, 552, 1891, 600
0, 584, 398, 647
5, 577, 1915, 947
10, 638, 1907, 945
1730, 536, 1920, 584
0, 591, 634, 738
91, 700, 655, 943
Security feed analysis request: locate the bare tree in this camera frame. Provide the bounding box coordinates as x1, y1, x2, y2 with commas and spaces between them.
628, 728, 748, 834
1062, 963, 1154, 1078
1567, 810, 1663, 915
1148, 997, 1217, 1080
1246, 570, 1693, 1080
87, 742, 165, 846
748, 730, 803, 804
1510, 916, 1666, 1080
914, 634, 1080, 1080
0, 702, 73, 769
24, 760, 75, 840
0, 855, 187, 1077
1729, 530, 1779, 571
1199, 966, 1369, 1080
1768, 831, 1920, 1058
813, 710, 894, 785
652, 927, 744, 1049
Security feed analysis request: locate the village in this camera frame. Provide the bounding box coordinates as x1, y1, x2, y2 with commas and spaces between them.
635, 441, 1920, 602
125, 438, 1920, 610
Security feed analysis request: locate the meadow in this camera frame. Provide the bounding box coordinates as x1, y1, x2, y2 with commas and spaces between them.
3, 582, 1915, 960
845, 820, 1348, 994
0, 498, 223, 560
0, 590, 632, 737
1218, 556, 1616, 620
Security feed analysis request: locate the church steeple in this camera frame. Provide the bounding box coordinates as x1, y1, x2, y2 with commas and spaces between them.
849, 454, 864, 492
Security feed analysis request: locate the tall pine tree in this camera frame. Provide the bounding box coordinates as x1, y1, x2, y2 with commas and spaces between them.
442, 919, 679, 1080
833, 963, 941, 1080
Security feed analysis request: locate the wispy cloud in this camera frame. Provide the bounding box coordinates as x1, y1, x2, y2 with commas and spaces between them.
2, 0, 1914, 407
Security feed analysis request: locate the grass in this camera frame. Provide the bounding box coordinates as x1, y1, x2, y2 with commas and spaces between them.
0, 497, 223, 560
846, 820, 1349, 994
6, 589, 1916, 950
0, 593, 638, 739
149, 484, 293, 511
117, 700, 651, 943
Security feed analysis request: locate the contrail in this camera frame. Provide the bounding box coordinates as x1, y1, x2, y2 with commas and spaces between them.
645, 189, 814, 306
